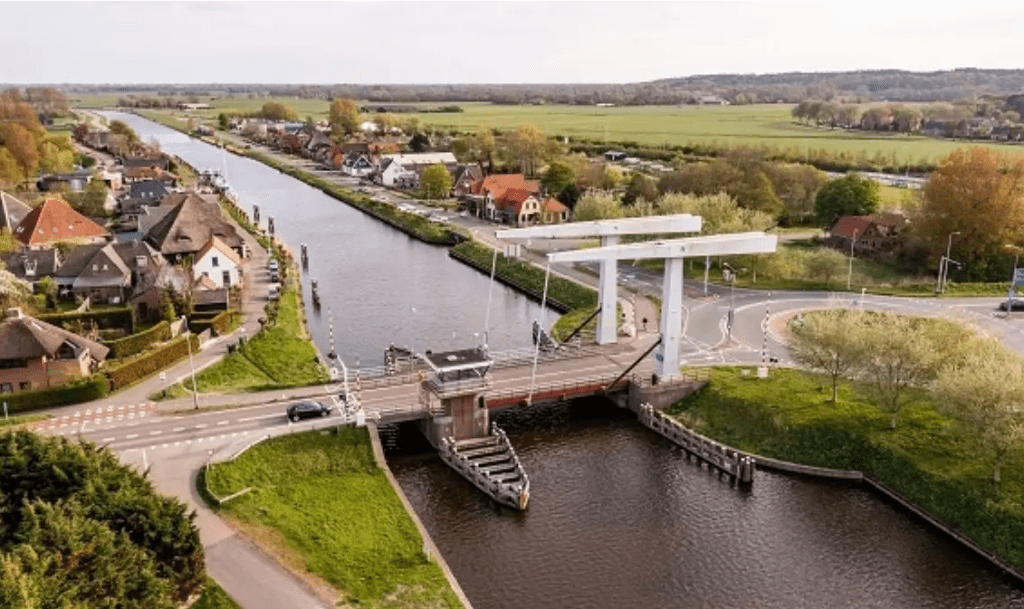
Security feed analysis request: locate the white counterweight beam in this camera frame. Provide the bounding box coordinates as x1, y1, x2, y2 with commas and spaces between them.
497, 215, 703, 344
547, 232, 778, 379
495, 214, 702, 240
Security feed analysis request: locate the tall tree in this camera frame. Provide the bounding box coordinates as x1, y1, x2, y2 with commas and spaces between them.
814, 173, 880, 226
937, 337, 1024, 486
419, 164, 452, 200
541, 162, 576, 199
913, 147, 1024, 281
108, 119, 140, 146
329, 98, 361, 138
788, 309, 866, 403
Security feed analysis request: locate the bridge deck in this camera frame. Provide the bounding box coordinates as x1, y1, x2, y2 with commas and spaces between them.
352, 338, 662, 423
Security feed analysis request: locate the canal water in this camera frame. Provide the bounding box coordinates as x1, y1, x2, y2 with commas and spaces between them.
105, 111, 548, 367
113, 113, 1024, 609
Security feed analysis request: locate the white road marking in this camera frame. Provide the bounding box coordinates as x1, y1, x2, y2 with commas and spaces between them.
237, 413, 281, 422
195, 424, 208, 429
102, 437, 114, 443
173, 427, 185, 432
126, 434, 139, 439
216, 420, 229, 426
149, 431, 162, 436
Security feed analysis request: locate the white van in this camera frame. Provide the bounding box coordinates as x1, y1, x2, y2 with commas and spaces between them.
268, 285, 280, 301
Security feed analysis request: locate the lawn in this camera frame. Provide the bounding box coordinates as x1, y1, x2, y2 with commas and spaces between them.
193, 577, 242, 609
203, 427, 463, 609
667, 366, 1024, 570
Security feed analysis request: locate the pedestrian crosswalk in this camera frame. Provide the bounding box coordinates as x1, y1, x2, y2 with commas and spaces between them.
31, 403, 159, 433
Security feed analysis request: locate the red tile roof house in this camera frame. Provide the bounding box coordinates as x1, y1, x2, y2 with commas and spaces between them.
12, 197, 110, 249
0, 307, 109, 394
826, 214, 907, 262
464, 174, 542, 222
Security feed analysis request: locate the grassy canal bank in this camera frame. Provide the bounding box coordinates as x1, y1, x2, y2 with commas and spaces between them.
201, 427, 465, 609
667, 366, 1024, 573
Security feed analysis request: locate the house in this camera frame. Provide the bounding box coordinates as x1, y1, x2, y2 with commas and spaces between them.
0, 248, 61, 286
304, 130, 333, 160
921, 121, 953, 138
127, 179, 169, 202
193, 236, 242, 288
12, 197, 109, 248
122, 165, 177, 185
54, 240, 164, 304
463, 174, 541, 221
375, 152, 458, 188
542, 198, 570, 224
122, 156, 171, 171
177, 102, 212, 111
450, 164, 484, 197
827, 214, 907, 260
0, 307, 109, 393
492, 188, 544, 227
0, 190, 33, 233
130, 264, 188, 322
37, 170, 94, 193
340, 152, 375, 177
144, 191, 243, 261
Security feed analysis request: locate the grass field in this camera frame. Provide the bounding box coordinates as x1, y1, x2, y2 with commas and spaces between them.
667, 366, 1024, 570
75, 94, 1024, 164
203, 428, 463, 609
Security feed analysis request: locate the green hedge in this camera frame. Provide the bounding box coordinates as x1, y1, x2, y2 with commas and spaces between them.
450, 241, 599, 312
1, 375, 109, 413
103, 321, 171, 359
105, 334, 200, 391
209, 310, 232, 335
38, 307, 136, 333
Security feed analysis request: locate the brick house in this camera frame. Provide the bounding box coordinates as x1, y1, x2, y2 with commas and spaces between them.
12, 197, 110, 248
0, 308, 109, 394
827, 214, 908, 261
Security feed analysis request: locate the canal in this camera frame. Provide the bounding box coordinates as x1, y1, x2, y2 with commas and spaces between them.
113, 113, 1024, 609
106, 111, 549, 366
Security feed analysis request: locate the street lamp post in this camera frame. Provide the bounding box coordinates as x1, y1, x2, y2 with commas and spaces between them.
181, 316, 199, 410
937, 231, 961, 294
722, 262, 745, 340
847, 229, 858, 290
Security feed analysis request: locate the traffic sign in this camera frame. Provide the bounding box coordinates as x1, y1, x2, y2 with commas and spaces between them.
1013, 268, 1024, 286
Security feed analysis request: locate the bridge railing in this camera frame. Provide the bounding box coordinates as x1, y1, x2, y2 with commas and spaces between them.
485, 373, 635, 405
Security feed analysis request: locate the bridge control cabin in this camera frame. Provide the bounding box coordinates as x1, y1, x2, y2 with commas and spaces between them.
419, 347, 493, 446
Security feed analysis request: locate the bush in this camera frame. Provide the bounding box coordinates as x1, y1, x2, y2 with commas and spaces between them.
103, 321, 171, 359
209, 310, 232, 335
105, 334, 200, 391
1, 375, 109, 413
38, 307, 136, 333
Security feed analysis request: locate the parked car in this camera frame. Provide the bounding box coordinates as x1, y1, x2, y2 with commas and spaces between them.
269, 269, 280, 283
286, 400, 332, 422
1000, 299, 1024, 311
267, 285, 279, 301
268, 259, 279, 273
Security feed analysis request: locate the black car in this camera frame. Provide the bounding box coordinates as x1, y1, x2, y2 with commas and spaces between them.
1000, 299, 1024, 311
286, 400, 332, 422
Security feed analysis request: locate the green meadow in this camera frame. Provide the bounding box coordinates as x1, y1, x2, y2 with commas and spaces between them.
75, 94, 1024, 164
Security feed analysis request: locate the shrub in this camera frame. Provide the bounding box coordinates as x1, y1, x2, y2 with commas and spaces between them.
103, 321, 171, 359
38, 307, 136, 333
105, 334, 200, 391
1, 375, 109, 413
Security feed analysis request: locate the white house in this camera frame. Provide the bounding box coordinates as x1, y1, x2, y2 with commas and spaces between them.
193, 236, 242, 288
376, 152, 458, 188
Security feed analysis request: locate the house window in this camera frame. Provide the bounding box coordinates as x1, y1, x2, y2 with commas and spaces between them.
0, 383, 11, 394
223, 270, 231, 287
56, 342, 76, 360
212, 256, 219, 267
19, 382, 30, 391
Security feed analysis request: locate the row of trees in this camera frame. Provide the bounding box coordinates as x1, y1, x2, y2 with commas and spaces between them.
0, 89, 77, 188
0, 432, 205, 607
790, 310, 1023, 485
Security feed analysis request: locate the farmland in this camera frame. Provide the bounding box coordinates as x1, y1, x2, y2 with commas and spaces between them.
74, 93, 1024, 165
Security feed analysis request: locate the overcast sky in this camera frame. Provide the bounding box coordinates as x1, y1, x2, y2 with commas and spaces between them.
3, 1, 1023, 84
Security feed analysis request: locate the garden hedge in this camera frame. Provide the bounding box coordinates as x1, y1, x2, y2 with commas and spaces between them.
38, 307, 136, 333
103, 321, 171, 359
105, 334, 200, 391
1, 375, 109, 413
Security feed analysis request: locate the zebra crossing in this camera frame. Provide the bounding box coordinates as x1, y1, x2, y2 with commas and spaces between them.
32, 403, 159, 434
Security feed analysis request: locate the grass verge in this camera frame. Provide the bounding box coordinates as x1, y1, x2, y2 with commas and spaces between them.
202, 427, 462, 609
666, 366, 1024, 570
190, 271, 326, 393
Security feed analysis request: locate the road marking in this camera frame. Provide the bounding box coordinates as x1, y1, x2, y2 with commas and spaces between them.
216, 420, 229, 426
174, 441, 180, 446
126, 434, 139, 439
149, 431, 162, 436
102, 437, 114, 443
173, 427, 185, 432
237, 413, 280, 422
195, 424, 208, 429
129, 413, 135, 419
